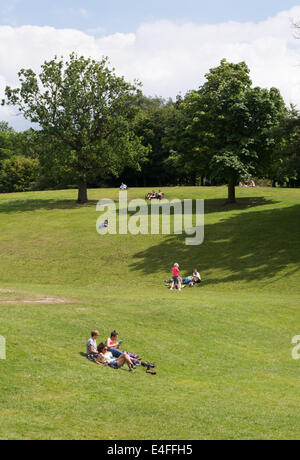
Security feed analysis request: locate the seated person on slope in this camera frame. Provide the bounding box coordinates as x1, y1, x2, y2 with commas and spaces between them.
99, 219, 109, 229
86, 330, 100, 361
105, 331, 124, 358
97, 343, 134, 372
192, 268, 201, 284
156, 190, 164, 200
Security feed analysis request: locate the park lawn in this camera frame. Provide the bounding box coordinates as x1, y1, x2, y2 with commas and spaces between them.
0, 186, 300, 440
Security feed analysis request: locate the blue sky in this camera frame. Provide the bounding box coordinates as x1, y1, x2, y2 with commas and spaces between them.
1, 1, 300, 130
1, 0, 300, 34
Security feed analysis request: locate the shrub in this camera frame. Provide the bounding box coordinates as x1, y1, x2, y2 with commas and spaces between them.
0, 156, 39, 193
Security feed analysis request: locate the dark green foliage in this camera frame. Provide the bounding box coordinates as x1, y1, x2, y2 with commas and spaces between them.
0, 122, 15, 162
0, 156, 38, 192
133, 96, 180, 186
1, 57, 298, 196
267, 106, 300, 187
164, 60, 287, 201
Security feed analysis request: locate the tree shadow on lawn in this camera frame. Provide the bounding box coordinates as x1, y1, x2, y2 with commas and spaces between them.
130, 203, 300, 285
0, 199, 99, 213
0, 195, 276, 215
125, 196, 277, 216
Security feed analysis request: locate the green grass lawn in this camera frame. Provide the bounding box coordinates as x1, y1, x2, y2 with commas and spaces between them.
0, 186, 300, 440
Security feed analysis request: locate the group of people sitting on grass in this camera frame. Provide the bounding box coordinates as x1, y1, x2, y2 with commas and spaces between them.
86, 330, 156, 375
145, 190, 164, 201
165, 264, 202, 291
239, 179, 256, 188
120, 182, 128, 190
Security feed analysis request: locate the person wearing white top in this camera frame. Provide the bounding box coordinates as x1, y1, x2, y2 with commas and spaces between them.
193, 269, 201, 284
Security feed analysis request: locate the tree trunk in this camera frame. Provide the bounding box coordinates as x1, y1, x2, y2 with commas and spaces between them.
78, 179, 88, 204
228, 178, 236, 204
272, 179, 276, 188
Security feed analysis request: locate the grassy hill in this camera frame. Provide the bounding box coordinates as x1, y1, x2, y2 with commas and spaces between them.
0, 186, 300, 440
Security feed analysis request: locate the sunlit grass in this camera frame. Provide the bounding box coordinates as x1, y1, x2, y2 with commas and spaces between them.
0, 186, 300, 439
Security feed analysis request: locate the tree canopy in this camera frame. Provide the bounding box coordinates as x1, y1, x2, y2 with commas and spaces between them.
165, 59, 287, 202
1, 56, 298, 200
3, 53, 149, 202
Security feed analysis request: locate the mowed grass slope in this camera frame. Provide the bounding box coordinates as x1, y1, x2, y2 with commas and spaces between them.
0, 186, 300, 440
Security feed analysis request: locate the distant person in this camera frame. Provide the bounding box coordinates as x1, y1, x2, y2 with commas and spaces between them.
170, 263, 181, 291
120, 183, 128, 190
192, 268, 201, 284
99, 219, 109, 230
86, 330, 100, 361
156, 190, 164, 200
178, 269, 201, 287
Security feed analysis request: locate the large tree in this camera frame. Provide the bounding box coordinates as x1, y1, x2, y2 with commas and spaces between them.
3, 53, 148, 203
168, 60, 287, 202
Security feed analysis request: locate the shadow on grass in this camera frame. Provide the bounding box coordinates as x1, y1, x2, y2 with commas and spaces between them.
130, 203, 300, 285
0, 199, 99, 213
0, 195, 277, 215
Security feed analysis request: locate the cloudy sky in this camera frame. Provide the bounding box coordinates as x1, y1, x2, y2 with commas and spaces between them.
1, 0, 300, 130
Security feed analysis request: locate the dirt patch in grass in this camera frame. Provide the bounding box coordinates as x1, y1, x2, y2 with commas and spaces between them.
23, 297, 68, 304
0, 289, 73, 305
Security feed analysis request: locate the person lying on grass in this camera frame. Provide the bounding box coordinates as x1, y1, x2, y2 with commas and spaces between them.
181, 269, 202, 286
96, 343, 134, 372
86, 330, 100, 361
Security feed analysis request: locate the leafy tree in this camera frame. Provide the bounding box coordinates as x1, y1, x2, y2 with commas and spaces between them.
0, 121, 14, 133
0, 156, 38, 193
163, 95, 210, 186
271, 107, 300, 187
167, 60, 287, 202
132, 96, 180, 186
3, 53, 148, 203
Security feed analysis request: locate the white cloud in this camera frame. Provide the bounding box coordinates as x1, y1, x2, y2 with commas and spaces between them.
86, 26, 106, 37
1, 6, 300, 129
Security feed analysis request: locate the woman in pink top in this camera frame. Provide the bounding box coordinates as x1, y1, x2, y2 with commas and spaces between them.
170, 263, 181, 291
